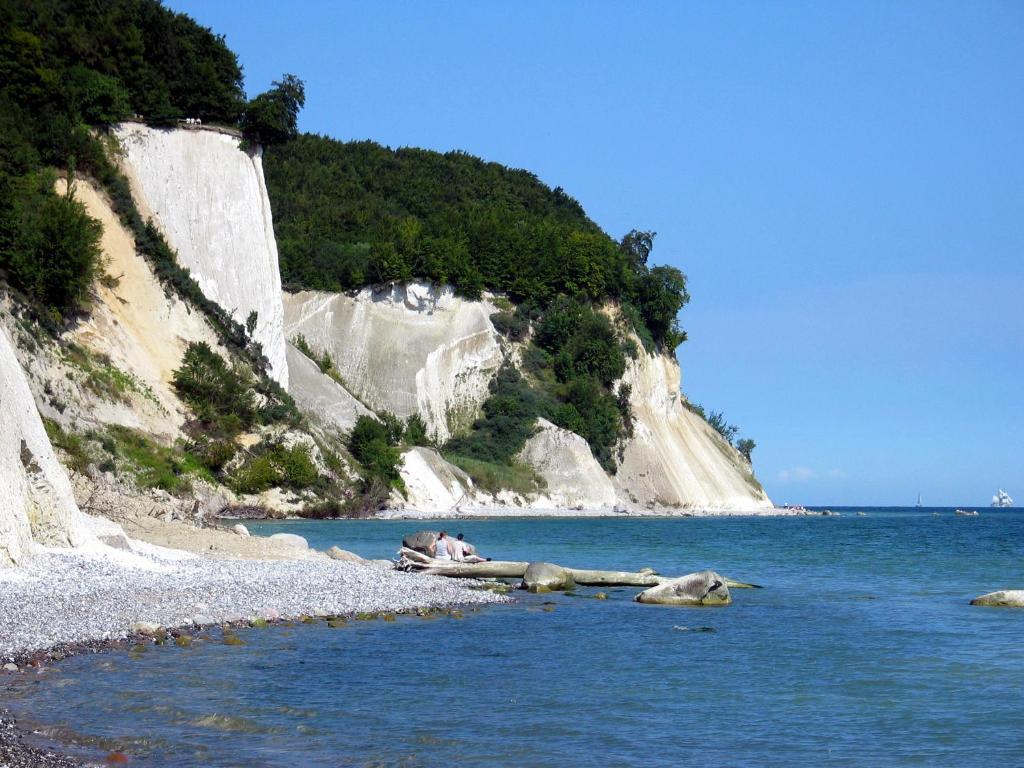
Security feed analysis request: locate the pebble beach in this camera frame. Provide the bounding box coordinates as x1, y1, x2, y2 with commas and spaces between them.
0, 541, 509, 765
0, 549, 507, 659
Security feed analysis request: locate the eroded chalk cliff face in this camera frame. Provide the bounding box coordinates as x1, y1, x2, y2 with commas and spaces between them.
283, 284, 502, 442
285, 342, 373, 435
1, 327, 93, 566
397, 447, 475, 513
56, 177, 224, 441
616, 350, 772, 511
114, 123, 289, 387
519, 419, 617, 509
281, 280, 770, 511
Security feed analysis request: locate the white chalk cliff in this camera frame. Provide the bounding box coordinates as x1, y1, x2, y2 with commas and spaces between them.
2, 132, 770, 519
285, 342, 373, 435
518, 419, 617, 509
396, 447, 475, 513
113, 123, 289, 387
283, 280, 769, 511
58, 177, 224, 441
1, 327, 94, 566
615, 350, 772, 511
283, 284, 502, 442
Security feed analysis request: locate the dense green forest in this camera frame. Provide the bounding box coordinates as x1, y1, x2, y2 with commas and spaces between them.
0, 0, 240, 324
0, 0, 298, 328
0, 0, 712, 499
265, 134, 693, 473
264, 135, 690, 352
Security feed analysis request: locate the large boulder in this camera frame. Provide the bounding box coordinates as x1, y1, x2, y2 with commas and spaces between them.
970, 590, 1024, 607
635, 570, 731, 606
402, 530, 438, 555
326, 546, 365, 563
522, 562, 575, 593
268, 532, 309, 550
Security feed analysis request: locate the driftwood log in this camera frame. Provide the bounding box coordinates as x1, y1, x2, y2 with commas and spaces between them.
396, 548, 760, 589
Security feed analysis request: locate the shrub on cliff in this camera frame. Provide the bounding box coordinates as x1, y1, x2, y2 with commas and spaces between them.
230, 443, 319, 495
240, 74, 305, 146
348, 415, 404, 490
0, 174, 103, 324
172, 342, 256, 434
403, 414, 432, 447
445, 365, 548, 465
264, 137, 691, 351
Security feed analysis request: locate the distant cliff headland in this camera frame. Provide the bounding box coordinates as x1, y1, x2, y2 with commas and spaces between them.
1, 0, 769, 567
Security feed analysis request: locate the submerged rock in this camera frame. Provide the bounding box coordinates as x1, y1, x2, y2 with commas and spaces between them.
522, 562, 575, 593
970, 590, 1024, 607
673, 626, 717, 633
635, 570, 731, 606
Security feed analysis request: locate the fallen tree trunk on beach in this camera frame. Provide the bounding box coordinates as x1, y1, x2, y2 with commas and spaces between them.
397, 548, 530, 578
396, 548, 761, 589
565, 568, 667, 587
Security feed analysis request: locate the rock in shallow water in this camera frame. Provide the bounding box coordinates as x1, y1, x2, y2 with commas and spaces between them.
522, 562, 575, 593
970, 590, 1024, 607
635, 570, 731, 606
232, 524, 250, 537
132, 621, 162, 636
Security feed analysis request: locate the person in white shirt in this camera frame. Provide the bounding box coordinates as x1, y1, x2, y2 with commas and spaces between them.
449, 533, 487, 563
433, 531, 453, 560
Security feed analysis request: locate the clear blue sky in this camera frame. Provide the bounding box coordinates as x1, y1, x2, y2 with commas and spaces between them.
169, 0, 1023, 507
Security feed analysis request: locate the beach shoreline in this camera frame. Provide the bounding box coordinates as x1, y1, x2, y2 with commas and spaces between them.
0, 536, 510, 766
376, 505, 812, 520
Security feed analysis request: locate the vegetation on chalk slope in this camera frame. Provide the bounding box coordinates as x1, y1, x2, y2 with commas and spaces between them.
0, 0, 300, 335
446, 299, 634, 474
1, 1, 755, 499
684, 401, 756, 465
171, 341, 301, 476
263, 133, 700, 474
263, 135, 690, 351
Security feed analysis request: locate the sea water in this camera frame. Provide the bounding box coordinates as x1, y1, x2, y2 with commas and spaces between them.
6, 509, 1023, 766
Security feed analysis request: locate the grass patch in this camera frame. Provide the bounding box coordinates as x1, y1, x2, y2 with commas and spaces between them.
444, 453, 544, 496
62, 343, 162, 409
106, 425, 214, 493
229, 442, 322, 495
42, 418, 92, 474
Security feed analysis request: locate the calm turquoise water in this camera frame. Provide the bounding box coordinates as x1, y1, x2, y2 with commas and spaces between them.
8, 509, 1024, 766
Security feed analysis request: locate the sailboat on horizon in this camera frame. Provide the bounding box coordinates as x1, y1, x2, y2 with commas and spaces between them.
991, 489, 1015, 508
916, 493, 922, 508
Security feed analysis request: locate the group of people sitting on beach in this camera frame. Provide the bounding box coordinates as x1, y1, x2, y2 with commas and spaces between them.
432, 532, 488, 563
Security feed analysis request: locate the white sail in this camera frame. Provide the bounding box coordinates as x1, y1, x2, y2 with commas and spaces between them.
991, 489, 1014, 508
